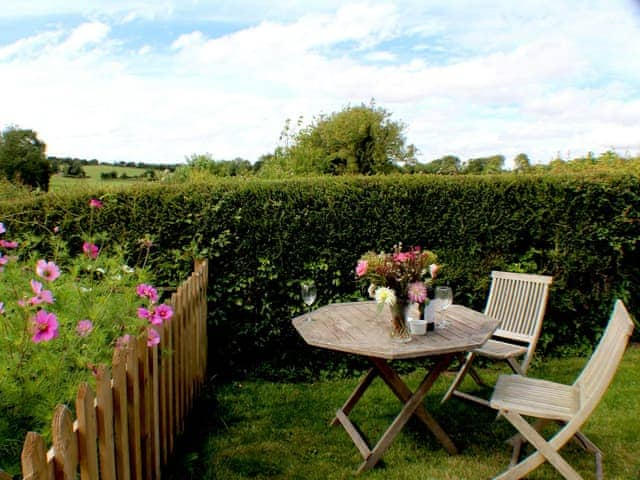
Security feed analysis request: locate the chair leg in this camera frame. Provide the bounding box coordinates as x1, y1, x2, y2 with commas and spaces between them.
571, 430, 603, 480
441, 352, 477, 403
495, 411, 583, 480
506, 419, 550, 467
506, 357, 526, 376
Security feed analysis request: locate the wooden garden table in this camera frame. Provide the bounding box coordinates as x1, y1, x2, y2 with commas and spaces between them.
292, 301, 500, 473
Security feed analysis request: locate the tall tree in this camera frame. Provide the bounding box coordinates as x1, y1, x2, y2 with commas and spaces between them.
513, 153, 531, 173
463, 155, 505, 174
421, 155, 461, 174
272, 102, 416, 175
0, 127, 54, 191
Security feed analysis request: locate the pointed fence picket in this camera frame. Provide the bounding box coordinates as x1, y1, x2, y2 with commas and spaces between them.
19, 259, 209, 480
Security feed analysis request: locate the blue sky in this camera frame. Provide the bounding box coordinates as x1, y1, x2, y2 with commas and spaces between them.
1, 1, 639, 167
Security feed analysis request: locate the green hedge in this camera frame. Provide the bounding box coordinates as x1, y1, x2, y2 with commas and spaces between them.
2, 174, 639, 378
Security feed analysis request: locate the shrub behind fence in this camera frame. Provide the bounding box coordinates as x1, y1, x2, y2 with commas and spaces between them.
16, 259, 208, 480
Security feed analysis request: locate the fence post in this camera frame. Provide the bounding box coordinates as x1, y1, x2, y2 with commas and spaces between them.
112, 346, 131, 480
126, 341, 143, 480
95, 365, 117, 480
51, 404, 78, 479
76, 382, 99, 480
21, 432, 54, 479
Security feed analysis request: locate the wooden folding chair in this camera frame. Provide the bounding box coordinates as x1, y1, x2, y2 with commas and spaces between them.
489, 299, 634, 480
442, 271, 553, 406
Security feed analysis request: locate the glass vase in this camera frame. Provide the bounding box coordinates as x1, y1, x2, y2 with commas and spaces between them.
389, 300, 412, 342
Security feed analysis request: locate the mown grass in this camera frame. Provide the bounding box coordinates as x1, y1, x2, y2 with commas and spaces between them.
165, 345, 640, 480
49, 164, 151, 191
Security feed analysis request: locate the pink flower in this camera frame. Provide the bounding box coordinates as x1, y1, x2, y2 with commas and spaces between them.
82, 242, 99, 259
89, 198, 104, 209
53, 226, 60, 234
0, 239, 18, 249
147, 327, 160, 347
429, 263, 440, 279
0, 255, 8, 272
408, 281, 427, 304
31, 309, 59, 343
29, 279, 54, 305
136, 284, 158, 303
356, 260, 368, 277
393, 250, 416, 263
154, 303, 173, 323
36, 259, 61, 282
115, 334, 131, 350
0, 302, 4, 314
0, 223, 4, 234
137, 307, 152, 320
76, 319, 93, 337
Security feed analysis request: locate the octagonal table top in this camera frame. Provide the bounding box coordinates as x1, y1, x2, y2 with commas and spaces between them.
292, 301, 500, 360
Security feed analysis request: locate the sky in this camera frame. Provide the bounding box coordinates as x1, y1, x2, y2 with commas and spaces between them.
1, 1, 639, 168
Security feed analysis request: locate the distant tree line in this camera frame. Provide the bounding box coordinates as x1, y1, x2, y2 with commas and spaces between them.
180, 102, 639, 179
3, 104, 640, 192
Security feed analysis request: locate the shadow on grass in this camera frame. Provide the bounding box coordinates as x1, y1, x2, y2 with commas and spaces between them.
163, 347, 640, 479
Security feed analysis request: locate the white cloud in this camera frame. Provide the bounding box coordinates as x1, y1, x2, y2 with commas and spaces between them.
1, 1, 639, 166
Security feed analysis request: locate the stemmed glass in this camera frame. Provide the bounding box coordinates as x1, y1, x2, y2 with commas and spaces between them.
301, 281, 317, 322
434, 286, 453, 328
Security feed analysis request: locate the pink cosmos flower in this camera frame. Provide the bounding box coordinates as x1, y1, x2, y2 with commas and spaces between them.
137, 307, 152, 321
0, 255, 8, 272
147, 327, 160, 347
115, 334, 131, 350
29, 279, 54, 305
89, 198, 104, 209
408, 281, 427, 304
356, 260, 368, 277
0, 223, 5, 234
53, 226, 60, 234
82, 242, 99, 259
36, 259, 61, 282
0, 302, 4, 314
76, 319, 93, 337
154, 303, 174, 323
136, 284, 158, 303
31, 309, 59, 343
0, 239, 18, 249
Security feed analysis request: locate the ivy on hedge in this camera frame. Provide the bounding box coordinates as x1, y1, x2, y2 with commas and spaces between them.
2, 173, 638, 378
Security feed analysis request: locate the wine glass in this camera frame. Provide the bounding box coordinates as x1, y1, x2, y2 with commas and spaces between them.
434, 286, 453, 328
301, 281, 317, 322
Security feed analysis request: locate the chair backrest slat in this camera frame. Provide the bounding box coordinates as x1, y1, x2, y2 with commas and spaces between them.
484, 271, 553, 372
575, 300, 634, 406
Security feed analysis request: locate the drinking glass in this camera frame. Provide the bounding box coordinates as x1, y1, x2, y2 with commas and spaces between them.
434, 286, 453, 328
301, 281, 317, 322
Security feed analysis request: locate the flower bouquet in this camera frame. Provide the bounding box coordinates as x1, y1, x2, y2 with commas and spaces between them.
355, 243, 439, 339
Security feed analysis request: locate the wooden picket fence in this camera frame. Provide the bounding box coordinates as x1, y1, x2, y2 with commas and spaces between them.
18, 259, 209, 480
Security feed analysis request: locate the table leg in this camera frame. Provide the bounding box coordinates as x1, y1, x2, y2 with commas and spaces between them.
355, 355, 457, 473
331, 368, 378, 427
333, 354, 459, 474
370, 356, 458, 456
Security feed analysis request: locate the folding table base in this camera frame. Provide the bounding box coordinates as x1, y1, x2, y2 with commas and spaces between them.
331, 354, 458, 473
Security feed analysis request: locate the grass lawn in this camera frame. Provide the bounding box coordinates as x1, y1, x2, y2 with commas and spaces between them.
165, 345, 640, 479
49, 164, 152, 191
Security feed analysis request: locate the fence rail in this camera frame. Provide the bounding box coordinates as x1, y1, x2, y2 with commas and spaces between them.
19, 259, 209, 480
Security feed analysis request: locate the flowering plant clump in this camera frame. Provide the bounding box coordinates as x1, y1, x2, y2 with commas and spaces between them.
355, 243, 439, 310
0, 199, 167, 474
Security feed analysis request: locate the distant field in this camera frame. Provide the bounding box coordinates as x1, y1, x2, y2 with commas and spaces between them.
50, 164, 158, 191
